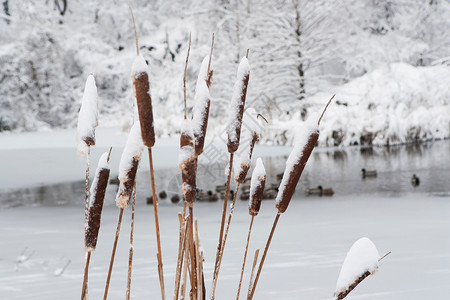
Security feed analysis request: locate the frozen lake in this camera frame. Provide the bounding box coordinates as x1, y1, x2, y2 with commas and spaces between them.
1, 194, 449, 300
0, 129, 449, 299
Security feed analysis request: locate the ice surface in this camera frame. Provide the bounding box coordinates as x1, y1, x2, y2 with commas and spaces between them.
76, 74, 98, 157
335, 237, 380, 297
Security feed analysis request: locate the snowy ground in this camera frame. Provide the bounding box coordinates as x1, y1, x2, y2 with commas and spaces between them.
1, 194, 449, 300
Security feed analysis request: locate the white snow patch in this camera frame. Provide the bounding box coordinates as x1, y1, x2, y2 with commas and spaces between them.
76, 74, 98, 157
276, 112, 319, 206
335, 237, 380, 296
249, 157, 265, 203
131, 54, 150, 77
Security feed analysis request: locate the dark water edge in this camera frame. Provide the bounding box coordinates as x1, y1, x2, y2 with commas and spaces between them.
1, 140, 449, 208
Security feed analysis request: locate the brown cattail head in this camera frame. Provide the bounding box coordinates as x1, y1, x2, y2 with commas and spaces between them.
275, 113, 319, 214
249, 158, 266, 216
226, 56, 250, 153
116, 122, 145, 209
85, 151, 111, 251
234, 108, 262, 184
179, 119, 197, 203
77, 74, 98, 157
132, 54, 155, 148
192, 56, 212, 156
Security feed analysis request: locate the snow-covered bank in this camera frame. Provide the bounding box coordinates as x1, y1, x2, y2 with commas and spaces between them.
1, 194, 449, 299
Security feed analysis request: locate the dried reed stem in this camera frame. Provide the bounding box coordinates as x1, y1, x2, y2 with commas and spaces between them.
236, 215, 254, 300
180, 225, 190, 300
194, 220, 204, 299
246, 249, 260, 300
188, 204, 198, 299
80, 251, 91, 300
128, 2, 139, 56
213, 152, 234, 287
126, 186, 137, 300
103, 208, 124, 300
174, 213, 188, 300
248, 213, 281, 300
148, 148, 166, 299
183, 33, 191, 119
210, 183, 240, 299
318, 94, 335, 125
378, 251, 391, 262
206, 33, 215, 88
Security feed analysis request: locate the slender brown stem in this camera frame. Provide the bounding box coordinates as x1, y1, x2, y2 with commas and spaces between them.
174, 214, 188, 300
180, 222, 190, 300
183, 33, 191, 120
246, 249, 260, 300
188, 204, 197, 299
126, 186, 137, 300
210, 183, 240, 299
148, 148, 166, 300
206, 33, 215, 87
194, 220, 203, 300
128, 2, 139, 56
248, 213, 281, 300
213, 153, 234, 285
318, 94, 335, 125
378, 251, 391, 262
103, 208, 124, 300
245, 49, 249, 59
81, 251, 91, 300
236, 216, 254, 300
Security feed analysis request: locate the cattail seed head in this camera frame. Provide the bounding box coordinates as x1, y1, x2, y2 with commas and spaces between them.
275, 113, 319, 214
178, 119, 197, 203
85, 151, 110, 251
227, 56, 250, 153
249, 158, 266, 216
132, 54, 155, 148
116, 122, 145, 209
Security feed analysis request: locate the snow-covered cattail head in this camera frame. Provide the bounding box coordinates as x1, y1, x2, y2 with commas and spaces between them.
132, 54, 155, 148
77, 74, 98, 157
249, 158, 266, 216
116, 122, 145, 209
192, 56, 212, 157
226, 56, 250, 154
85, 150, 111, 251
234, 108, 262, 183
178, 119, 197, 203
275, 112, 319, 213
335, 237, 381, 300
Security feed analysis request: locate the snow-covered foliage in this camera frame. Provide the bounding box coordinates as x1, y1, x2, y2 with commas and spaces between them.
335, 237, 381, 299
1, 0, 449, 147
77, 74, 98, 157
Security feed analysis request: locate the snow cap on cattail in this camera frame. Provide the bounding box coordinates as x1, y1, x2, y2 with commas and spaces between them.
249, 157, 266, 216
275, 112, 319, 213
116, 122, 145, 208
192, 56, 212, 156
234, 108, 262, 183
77, 74, 98, 157
226, 56, 250, 153
335, 237, 380, 300
132, 54, 155, 148
85, 151, 111, 251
